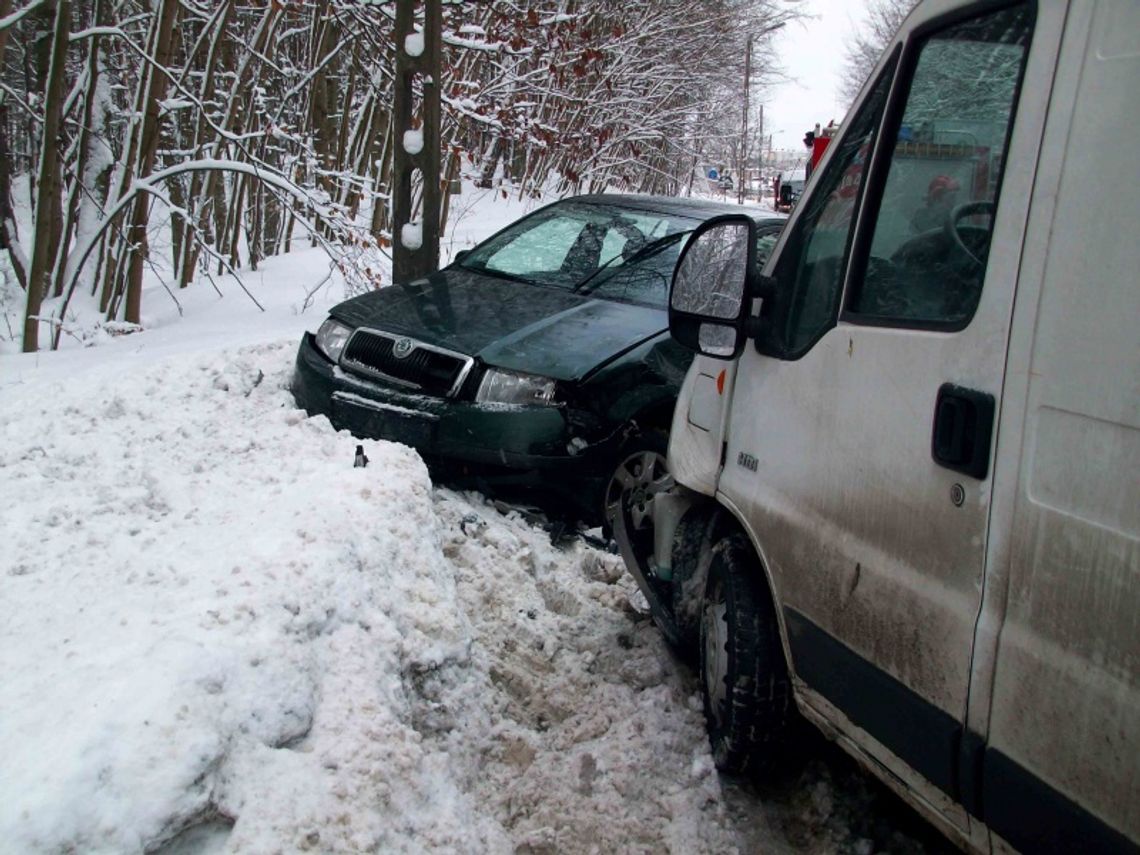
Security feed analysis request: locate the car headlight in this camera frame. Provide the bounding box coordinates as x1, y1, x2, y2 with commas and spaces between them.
315, 318, 353, 362
475, 368, 557, 406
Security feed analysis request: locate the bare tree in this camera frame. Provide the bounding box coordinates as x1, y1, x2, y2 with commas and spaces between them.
839, 0, 916, 105
21, 0, 67, 351
0, 0, 29, 294
1, 0, 801, 351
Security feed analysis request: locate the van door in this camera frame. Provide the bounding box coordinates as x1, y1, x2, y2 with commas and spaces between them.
717, 2, 1040, 826
974, 2, 1140, 851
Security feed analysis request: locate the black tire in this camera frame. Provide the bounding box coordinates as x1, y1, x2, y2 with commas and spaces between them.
669, 507, 718, 660
699, 533, 792, 776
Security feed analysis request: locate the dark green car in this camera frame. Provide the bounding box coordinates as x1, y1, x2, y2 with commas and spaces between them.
292, 194, 782, 524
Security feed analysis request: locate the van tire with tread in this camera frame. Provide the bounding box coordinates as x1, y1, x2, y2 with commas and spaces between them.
669, 507, 718, 661
700, 533, 791, 776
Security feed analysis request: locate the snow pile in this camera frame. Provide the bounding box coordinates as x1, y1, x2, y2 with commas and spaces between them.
0, 329, 745, 852
0, 317, 742, 853
0, 343, 496, 852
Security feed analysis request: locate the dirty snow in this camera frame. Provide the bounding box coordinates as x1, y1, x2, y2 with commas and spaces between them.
0, 185, 947, 854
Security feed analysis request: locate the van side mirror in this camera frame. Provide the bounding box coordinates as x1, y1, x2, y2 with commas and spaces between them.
453, 249, 472, 265
669, 216, 757, 359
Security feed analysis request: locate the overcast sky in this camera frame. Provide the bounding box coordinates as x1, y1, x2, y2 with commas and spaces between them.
761, 0, 870, 152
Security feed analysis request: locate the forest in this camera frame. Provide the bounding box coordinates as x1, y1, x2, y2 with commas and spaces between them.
0, 0, 796, 352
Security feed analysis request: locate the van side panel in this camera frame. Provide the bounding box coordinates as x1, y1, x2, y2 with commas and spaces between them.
984, 1, 1140, 849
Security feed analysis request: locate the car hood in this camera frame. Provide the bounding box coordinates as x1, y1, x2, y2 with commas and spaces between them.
331, 267, 667, 382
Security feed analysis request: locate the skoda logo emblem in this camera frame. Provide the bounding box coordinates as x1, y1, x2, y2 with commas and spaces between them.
392, 337, 414, 359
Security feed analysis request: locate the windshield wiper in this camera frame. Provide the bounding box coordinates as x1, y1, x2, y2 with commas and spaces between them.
466, 265, 535, 286
572, 231, 689, 295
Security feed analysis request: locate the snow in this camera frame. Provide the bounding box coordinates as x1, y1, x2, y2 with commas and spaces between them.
441, 34, 502, 54
403, 128, 424, 156
400, 221, 423, 251
0, 320, 732, 852
158, 97, 194, 114
0, 0, 44, 31
0, 183, 942, 854
404, 32, 425, 58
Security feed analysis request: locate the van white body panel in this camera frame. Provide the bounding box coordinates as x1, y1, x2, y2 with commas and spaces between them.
668, 355, 735, 497
661, 0, 1139, 851
979, 0, 1140, 844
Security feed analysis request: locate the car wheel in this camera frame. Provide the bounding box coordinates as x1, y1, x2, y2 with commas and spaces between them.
700, 533, 792, 775
602, 429, 671, 566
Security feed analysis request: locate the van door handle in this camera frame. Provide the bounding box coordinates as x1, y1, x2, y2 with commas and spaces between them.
931, 384, 995, 480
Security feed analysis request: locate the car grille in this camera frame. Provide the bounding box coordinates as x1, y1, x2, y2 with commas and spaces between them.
341, 329, 473, 398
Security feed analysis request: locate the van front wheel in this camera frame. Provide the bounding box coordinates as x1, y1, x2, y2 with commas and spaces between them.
700, 534, 792, 775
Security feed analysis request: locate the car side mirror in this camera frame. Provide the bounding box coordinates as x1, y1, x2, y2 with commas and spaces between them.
669, 216, 757, 359
452, 249, 472, 265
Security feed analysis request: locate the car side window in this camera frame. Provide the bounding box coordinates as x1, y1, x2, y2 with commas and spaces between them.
764, 68, 893, 357
848, 4, 1032, 326
755, 230, 780, 268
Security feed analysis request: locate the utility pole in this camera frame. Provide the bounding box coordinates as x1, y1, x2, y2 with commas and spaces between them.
392, 0, 441, 283
739, 21, 785, 206
738, 34, 751, 205
757, 104, 764, 202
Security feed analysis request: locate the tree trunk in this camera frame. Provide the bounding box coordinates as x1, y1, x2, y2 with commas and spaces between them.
22, 0, 68, 352
0, 0, 29, 291
477, 134, 503, 188
122, 0, 181, 325
0, 96, 29, 293
52, 0, 110, 314
369, 115, 393, 239
178, 0, 235, 288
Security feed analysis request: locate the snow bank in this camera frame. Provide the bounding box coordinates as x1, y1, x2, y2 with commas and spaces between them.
0, 331, 740, 853
0, 343, 495, 852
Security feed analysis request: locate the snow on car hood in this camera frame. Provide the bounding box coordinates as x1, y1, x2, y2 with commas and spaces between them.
331, 267, 667, 381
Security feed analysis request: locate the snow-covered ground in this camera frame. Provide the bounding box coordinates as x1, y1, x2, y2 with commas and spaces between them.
0, 187, 945, 854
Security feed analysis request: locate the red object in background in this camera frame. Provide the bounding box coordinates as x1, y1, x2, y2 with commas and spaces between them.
811, 135, 831, 171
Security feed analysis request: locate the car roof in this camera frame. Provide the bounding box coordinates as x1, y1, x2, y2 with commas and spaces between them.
567, 193, 782, 226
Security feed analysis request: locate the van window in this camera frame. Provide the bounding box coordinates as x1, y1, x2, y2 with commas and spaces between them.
847, 4, 1032, 326
764, 67, 893, 357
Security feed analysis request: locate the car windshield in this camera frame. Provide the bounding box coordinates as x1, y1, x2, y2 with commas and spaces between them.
457, 202, 699, 307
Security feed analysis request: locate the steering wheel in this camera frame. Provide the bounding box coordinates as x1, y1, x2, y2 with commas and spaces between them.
944, 201, 995, 267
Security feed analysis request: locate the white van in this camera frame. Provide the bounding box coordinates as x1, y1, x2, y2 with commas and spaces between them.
609, 1, 1139, 852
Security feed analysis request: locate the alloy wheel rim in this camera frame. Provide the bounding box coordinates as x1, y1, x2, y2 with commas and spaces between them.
604, 449, 673, 534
